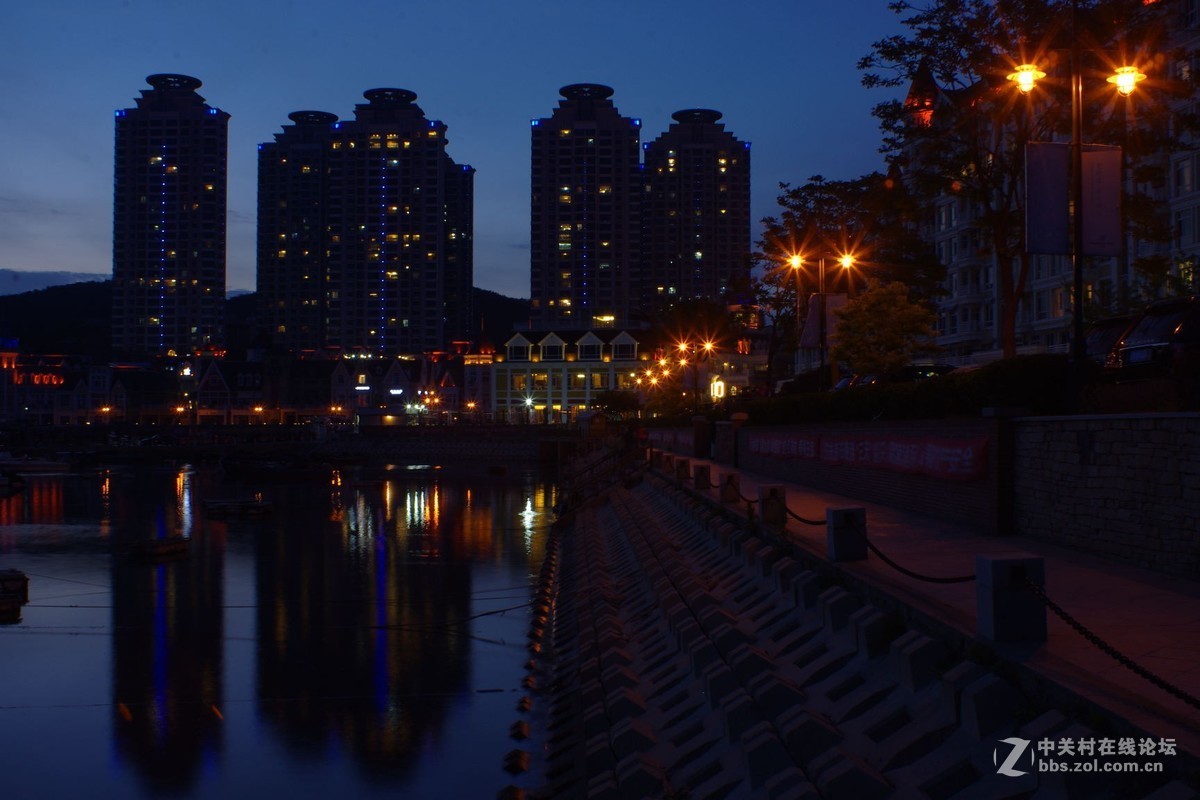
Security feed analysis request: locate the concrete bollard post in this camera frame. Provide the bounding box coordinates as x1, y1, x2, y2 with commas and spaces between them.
758, 485, 787, 529
826, 508, 868, 562
976, 555, 1046, 643
662, 453, 674, 473
694, 464, 711, 493
675, 458, 691, 482
720, 474, 741, 505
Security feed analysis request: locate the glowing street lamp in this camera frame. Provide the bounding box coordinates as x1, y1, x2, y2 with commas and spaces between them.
790, 252, 856, 390
1006, 40, 1146, 362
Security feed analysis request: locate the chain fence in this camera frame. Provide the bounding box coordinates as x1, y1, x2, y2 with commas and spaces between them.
1024, 577, 1200, 712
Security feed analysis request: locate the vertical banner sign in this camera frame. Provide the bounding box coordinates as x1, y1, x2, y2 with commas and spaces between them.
1025, 141, 1123, 257
1081, 145, 1122, 257
1025, 142, 1070, 255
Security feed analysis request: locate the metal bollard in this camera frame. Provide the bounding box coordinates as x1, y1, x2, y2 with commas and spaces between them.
758, 485, 786, 529
975, 555, 1046, 643
675, 458, 691, 482
720, 474, 741, 505
826, 508, 868, 562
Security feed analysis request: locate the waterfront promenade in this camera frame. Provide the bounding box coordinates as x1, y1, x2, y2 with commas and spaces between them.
530, 446, 1200, 798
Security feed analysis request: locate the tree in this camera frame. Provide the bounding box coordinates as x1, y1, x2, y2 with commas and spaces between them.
859, 0, 1194, 357
755, 173, 945, 389
831, 280, 939, 375
592, 390, 641, 418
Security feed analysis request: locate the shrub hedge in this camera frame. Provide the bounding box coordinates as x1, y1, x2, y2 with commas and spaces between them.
669, 355, 1100, 426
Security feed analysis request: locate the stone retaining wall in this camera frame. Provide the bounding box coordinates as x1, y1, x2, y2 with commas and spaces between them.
530, 469, 1195, 798
1012, 413, 1200, 577
655, 420, 1003, 533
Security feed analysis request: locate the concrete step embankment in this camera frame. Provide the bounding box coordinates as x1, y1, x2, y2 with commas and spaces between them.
528, 471, 1197, 799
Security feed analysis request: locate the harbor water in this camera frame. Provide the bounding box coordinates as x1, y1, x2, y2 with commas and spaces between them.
0, 462, 556, 798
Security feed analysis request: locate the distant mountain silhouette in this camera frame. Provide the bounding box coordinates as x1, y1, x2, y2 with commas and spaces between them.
0, 280, 112, 356
0, 269, 108, 296
0, 279, 531, 357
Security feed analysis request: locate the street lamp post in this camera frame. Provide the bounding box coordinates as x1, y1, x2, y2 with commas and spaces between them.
790, 253, 855, 391
676, 339, 716, 414
1008, 6, 1145, 362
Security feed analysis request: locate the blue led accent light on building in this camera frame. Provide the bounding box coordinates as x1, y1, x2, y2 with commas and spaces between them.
632, 119, 641, 127
531, 119, 540, 127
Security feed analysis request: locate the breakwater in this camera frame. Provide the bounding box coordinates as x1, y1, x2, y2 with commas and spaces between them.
523, 453, 1198, 799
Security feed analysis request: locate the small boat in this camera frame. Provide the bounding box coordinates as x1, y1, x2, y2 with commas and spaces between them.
204, 498, 273, 519
132, 537, 190, 561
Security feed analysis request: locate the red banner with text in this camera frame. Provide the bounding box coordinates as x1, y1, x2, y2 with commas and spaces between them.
746, 431, 988, 481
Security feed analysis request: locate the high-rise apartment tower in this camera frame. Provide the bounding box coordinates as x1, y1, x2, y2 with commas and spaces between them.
642, 109, 750, 308
112, 74, 229, 358
258, 89, 474, 355
530, 84, 641, 328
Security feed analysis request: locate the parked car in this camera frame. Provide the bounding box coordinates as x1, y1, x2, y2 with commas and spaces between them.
1085, 314, 1139, 368
831, 364, 956, 390
1112, 295, 1200, 380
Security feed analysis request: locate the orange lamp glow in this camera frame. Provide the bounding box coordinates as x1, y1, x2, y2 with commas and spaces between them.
1006, 64, 1045, 94
1107, 66, 1146, 96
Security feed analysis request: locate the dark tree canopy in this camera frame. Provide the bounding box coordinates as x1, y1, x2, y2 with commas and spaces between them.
858, 0, 1196, 353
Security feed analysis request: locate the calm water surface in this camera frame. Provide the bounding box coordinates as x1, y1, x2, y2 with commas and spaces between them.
0, 463, 557, 799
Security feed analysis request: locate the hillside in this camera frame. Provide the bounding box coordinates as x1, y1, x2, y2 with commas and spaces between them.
0, 280, 112, 357
0, 280, 530, 356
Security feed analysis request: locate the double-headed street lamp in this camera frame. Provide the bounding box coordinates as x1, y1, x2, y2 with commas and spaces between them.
1006, 4, 1146, 363
675, 339, 716, 413
788, 253, 856, 390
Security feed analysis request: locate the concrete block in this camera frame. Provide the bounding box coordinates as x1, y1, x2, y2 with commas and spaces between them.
792, 571, 822, 611
813, 751, 891, 800
693, 464, 711, 493
605, 686, 648, 721
585, 732, 615, 774
747, 671, 806, 713
702, 662, 739, 709
819, 586, 860, 631
763, 770, 821, 799
826, 507, 868, 562
938, 661, 985, 723
959, 673, 1019, 740
975, 554, 1046, 643
675, 457, 691, 482
719, 690, 761, 744
728, 643, 774, 684
890, 632, 947, 693
609, 717, 657, 760
614, 754, 666, 800
849, 607, 893, 659
741, 723, 794, 789
777, 708, 841, 769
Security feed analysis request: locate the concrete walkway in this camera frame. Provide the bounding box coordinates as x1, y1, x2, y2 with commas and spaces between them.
667, 451, 1200, 762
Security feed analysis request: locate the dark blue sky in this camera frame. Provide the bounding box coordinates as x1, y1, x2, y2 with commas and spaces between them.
2, 0, 905, 298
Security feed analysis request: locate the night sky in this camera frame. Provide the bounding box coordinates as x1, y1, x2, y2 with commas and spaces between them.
3, 0, 905, 298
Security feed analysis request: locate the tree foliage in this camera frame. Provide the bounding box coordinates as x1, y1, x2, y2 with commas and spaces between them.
859, 0, 1195, 354
831, 280, 939, 375
754, 173, 945, 387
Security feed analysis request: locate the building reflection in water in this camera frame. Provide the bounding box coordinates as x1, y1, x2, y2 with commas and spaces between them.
256, 470, 470, 779
110, 467, 224, 795
254, 468, 556, 780
1, 463, 560, 794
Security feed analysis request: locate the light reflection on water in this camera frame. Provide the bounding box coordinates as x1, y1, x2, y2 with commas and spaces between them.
0, 464, 557, 799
